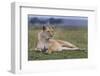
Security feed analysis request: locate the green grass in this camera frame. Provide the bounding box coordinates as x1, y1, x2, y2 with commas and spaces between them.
28, 27, 88, 60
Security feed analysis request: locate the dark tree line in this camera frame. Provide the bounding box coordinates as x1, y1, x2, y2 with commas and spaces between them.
29, 17, 63, 25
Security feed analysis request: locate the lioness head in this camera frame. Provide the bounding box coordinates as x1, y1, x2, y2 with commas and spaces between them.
42, 25, 55, 40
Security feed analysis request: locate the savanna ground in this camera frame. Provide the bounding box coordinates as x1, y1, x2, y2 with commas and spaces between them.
28, 26, 88, 60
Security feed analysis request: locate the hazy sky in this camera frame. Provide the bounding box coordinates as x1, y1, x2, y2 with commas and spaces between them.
28, 15, 88, 26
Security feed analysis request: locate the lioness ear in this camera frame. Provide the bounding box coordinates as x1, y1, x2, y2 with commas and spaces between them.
43, 25, 46, 31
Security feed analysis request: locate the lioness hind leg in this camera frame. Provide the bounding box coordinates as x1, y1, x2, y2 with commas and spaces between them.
61, 47, 80, 51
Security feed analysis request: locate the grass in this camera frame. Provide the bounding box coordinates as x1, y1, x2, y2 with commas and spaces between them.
28, 27, 88, 60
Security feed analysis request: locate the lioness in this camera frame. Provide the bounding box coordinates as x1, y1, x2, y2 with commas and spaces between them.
35, 26, 80, 54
